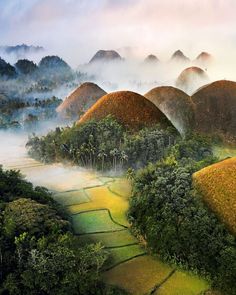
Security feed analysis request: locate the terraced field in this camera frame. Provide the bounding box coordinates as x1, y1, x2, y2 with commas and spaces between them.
51, 177, 209, 294
0, 133, 210, 295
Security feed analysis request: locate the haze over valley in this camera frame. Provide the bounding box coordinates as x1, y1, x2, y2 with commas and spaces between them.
0, 1, 236, 295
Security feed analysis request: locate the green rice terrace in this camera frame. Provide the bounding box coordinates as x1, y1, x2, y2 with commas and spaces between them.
0, 138, 210, 295
50, 176, 210, 294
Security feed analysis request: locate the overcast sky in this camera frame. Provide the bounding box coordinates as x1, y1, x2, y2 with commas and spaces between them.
1, 0, 236, 65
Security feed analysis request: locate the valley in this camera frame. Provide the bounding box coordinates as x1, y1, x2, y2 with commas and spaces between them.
0, 131, 209, 295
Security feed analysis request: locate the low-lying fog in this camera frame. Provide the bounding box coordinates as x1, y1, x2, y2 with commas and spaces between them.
0, 126, 103, 192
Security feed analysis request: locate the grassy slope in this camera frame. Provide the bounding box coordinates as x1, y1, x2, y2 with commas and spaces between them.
193, 157, 236, 235
78, 91, 171, 130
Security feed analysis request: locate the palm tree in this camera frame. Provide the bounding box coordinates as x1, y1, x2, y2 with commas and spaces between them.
98, 150, 107, 171
120, 151, 128, 168
110, 148, 120, 172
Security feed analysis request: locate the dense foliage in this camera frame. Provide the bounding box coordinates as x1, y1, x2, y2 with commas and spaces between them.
0, 166, 125, 295
27, 115, 178, 170
15, 59, 37, 75
128, 158, 236, 294
0, 58, 17, 79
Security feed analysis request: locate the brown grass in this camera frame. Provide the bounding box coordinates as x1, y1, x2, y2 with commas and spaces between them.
193, 157, 236, 235
176, 67, 209, 89
145, 86, 194, 135
57, 82, 106, 118
78, 91, 172, 130
191, 80, 236, 142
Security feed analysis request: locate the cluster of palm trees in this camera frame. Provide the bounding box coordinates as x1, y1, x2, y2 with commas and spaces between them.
66, 144, 128, 171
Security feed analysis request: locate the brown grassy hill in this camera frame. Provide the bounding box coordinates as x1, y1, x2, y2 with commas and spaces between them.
144, 54, 159, 63
195, 52, 213, 64
171, 50, 190, 62
89, 50, 122, 63
191, 80, 236, 142
145, 86, 194, 135
176, 66, 209, 94
57, 82, 107, 119
77, 91, 172, 130
193, 157, 236, 235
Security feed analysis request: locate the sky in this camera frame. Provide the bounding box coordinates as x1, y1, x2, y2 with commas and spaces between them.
1, 0, 236, 65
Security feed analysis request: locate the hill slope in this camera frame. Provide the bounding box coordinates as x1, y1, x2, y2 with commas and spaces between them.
145, 86, 194, 135
191, 80, 236, 142
78, 91, 172, 130
89, 50, 122, 63
171, 50, 190, 62
193, 157, 236, 235
57, 82, 107, 119
176, 66, 209, 94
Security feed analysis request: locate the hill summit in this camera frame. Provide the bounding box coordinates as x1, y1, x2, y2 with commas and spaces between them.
89, 50, 122, 63
191, 80, 236, 141
78, 91, 172, 130
171, 50, 190, 62
57, 82, 106, 119
195, 52, 212, 63
144, 54, 159, 63
145, 86, 194, 135
176, 66, 209, 94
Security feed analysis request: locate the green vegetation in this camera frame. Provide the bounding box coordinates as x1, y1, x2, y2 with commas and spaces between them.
0, 96, 62, 130
157, 270, 209, 295
25, 115, 234, 294
0, 166, 127, 294
128, 157, 236, 294
53, 190, 90, 206
78, 230, 138, 248
103, 256, 173, 295
107, 244, 145, 268
27, 115, 179, 170
71, 210, 125, 234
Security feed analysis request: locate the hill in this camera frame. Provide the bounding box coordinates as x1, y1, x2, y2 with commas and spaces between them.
195, 52, 213, 65
171, 50, 190, 62
39, 55, 70, 69
145, 86, 194, 135
176, 66, 209, 94
78, 91, 172, 130
193, 157, 236, 235
144, 54, 159, 63
38, 55, 73, 82
57, 82, 107, 119
89, 50, 122, 63
191, 80, 236, 142
0, 44, 43, 55
15, 59, 37, 75
0, 57, 17, 79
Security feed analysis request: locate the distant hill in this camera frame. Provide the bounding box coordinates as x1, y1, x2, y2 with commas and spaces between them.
78, 91, 172, 130
0, 57, 17, 79
195, 52, 213, 65
57, 82, 107, 119
193, 157, 236, 235
38, 55, 73, 82
176, 66, 209, 94
15, 59, 37, 75
144, 54, 159, 63
191, 80, 236, 142
89, 50, 122, 63
0, 44, 44, 61
171, 50, 190, 62
39, 56, 70, 70
145, 86, 194, 135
